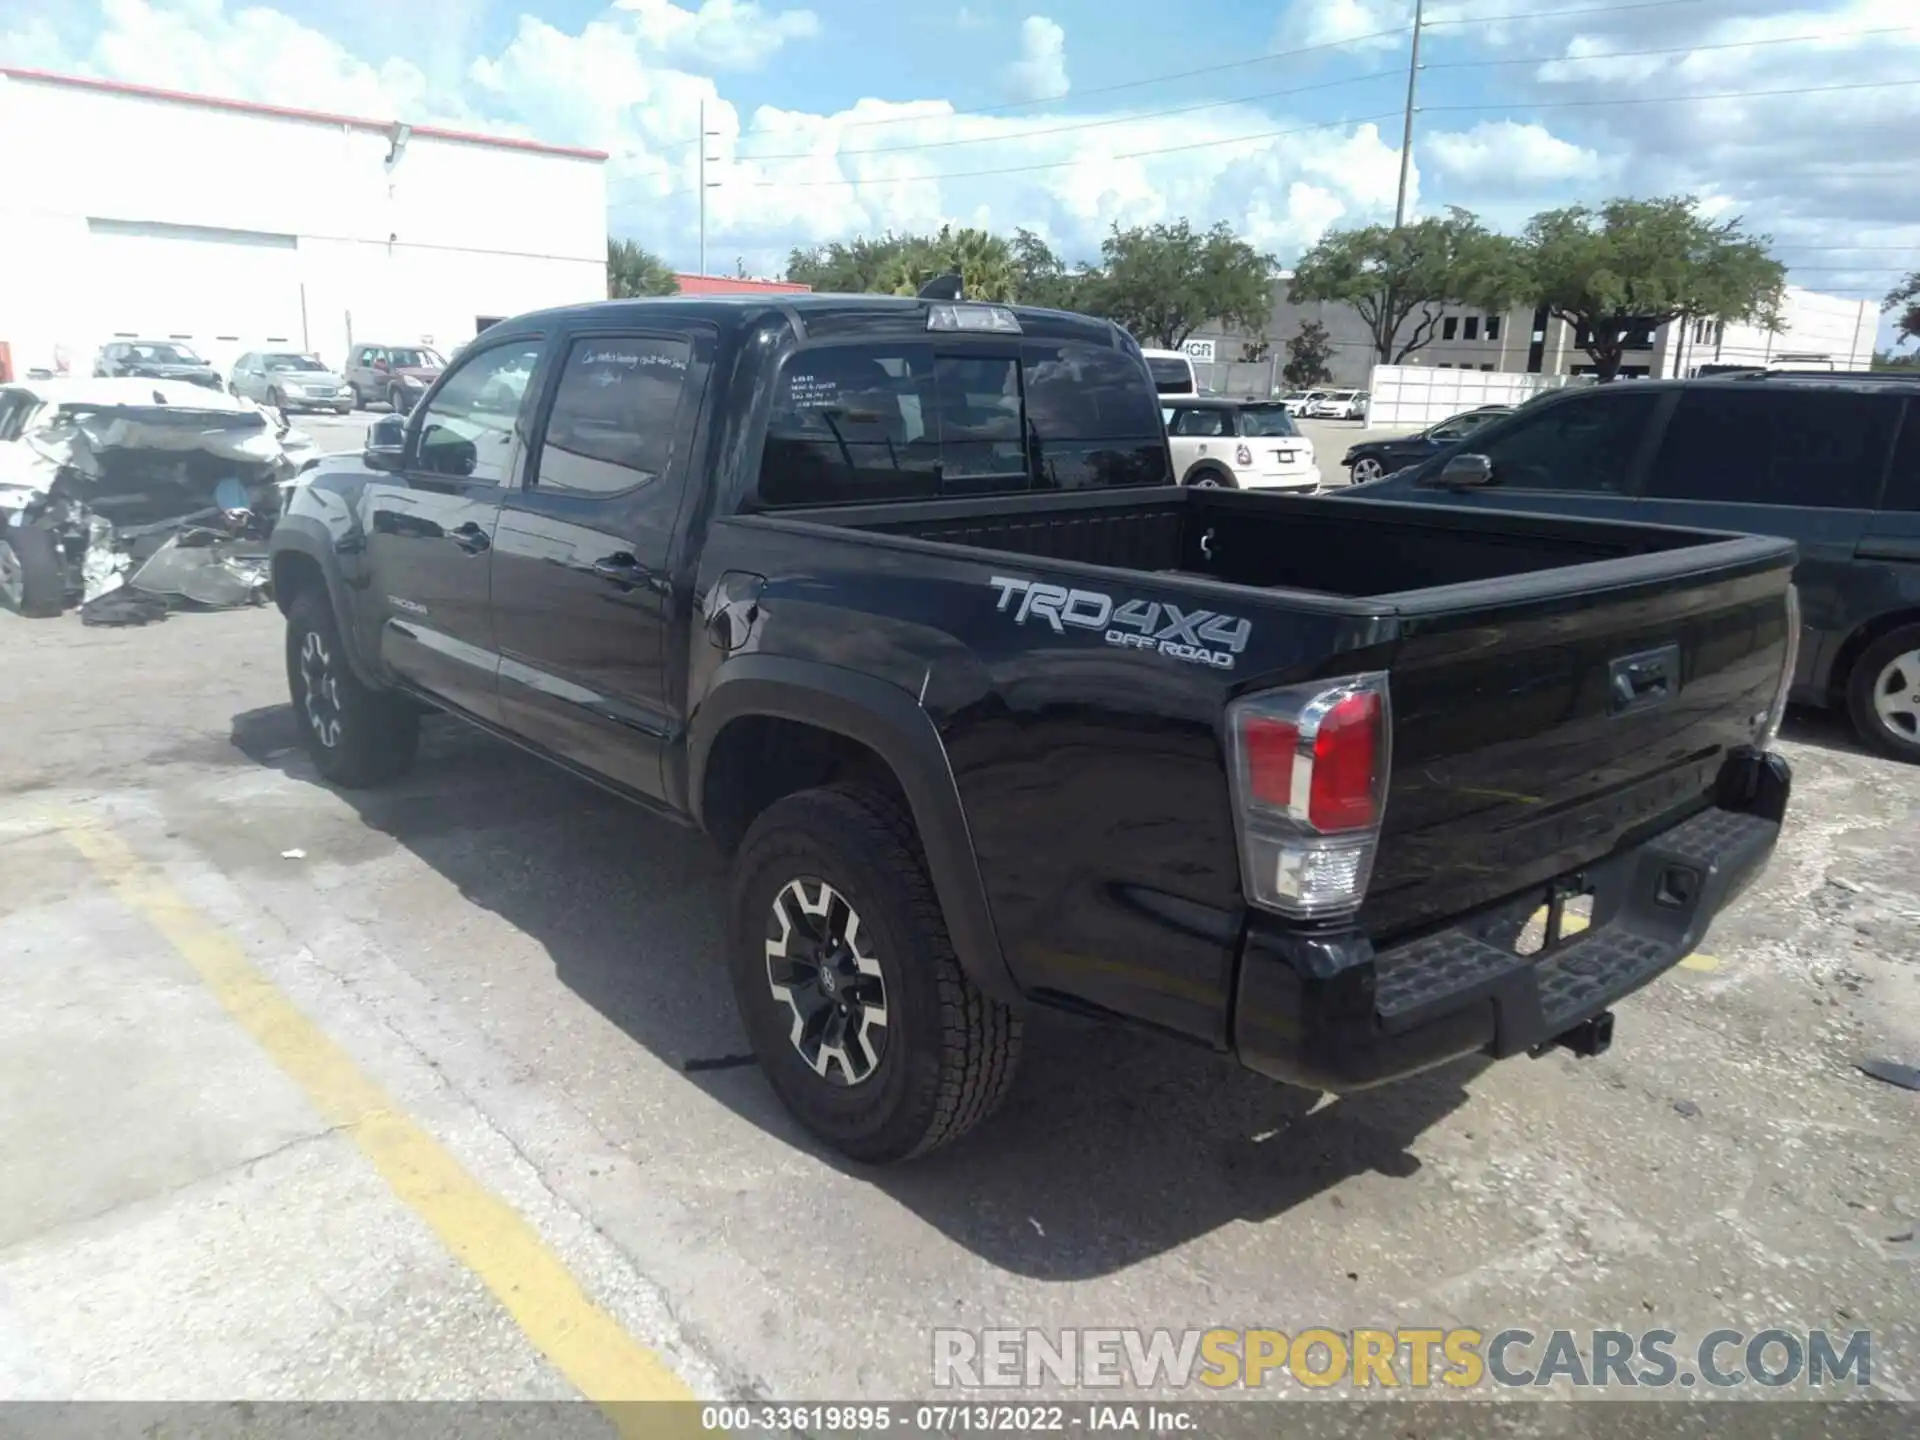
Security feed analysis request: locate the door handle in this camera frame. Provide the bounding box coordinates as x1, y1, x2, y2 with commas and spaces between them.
592, 553, 647, 585
449, 522, 490, 554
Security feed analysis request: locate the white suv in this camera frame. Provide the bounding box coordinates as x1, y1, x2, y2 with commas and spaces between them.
1163, 397, 1321, 492
1306, 389, 1368, 420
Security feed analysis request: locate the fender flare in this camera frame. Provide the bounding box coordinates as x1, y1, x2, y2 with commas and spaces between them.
688, 654, 1021, 1005
269, 518, 383, 688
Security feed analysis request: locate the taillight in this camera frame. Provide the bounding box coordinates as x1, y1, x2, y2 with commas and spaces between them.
1758, 583, 1801, 751
1235, 443, 1253, 467
1226, 673, 1391, 918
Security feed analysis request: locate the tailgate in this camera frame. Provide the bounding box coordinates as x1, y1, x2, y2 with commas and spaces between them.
1360, 534, 1797, 938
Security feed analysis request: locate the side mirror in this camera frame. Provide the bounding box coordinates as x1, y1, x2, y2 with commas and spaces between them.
364, 414, 407, 472
1434, 453, 1493, 488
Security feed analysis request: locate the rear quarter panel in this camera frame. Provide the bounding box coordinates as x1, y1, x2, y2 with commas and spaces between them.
692, 514, 1393, 1046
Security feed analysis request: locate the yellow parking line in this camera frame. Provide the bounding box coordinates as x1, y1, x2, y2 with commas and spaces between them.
58, 818, 696, 1428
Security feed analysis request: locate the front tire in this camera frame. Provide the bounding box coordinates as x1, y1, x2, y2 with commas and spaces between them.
1847, 624, 1920, 763
1349, 457, 1384, 483
285, 589, 420, 786
388, 385, 410, 415
0, 525, 67, 617
728, 784, 1022, 1163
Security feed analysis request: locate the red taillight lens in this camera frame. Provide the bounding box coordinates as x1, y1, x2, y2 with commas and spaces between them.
1243, 716, 1298, 808
1309, 691, 1381, 831
1226, 673, 1391, 918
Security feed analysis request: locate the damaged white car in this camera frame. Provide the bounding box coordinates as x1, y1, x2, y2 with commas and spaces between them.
0, 378, 313, 621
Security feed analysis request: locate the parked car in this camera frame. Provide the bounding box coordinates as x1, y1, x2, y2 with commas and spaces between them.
344, 343, 446, 414
1163, 396, 1321, 491
1307, 389, 1368, 420
229, 351, 353, 415
1277, 390, 1314, 416
271, 293, 1795, 1162
1342, 405, 1514, 483
93, 339, 221, 390
1140, 347, 1198, 397
1342, 370, 1920, 760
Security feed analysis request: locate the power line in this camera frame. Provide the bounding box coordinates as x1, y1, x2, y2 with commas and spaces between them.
652, 0, 1740, 155
697, 77, 1919, 194
693, 11, 1894, 176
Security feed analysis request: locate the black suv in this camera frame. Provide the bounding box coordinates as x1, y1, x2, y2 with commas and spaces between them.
94, 339, 222, 389
1345, 372, 1920, 760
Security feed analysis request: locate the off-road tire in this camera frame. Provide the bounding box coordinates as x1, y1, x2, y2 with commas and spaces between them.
285, 588, 420, 787
0, 525, 67, 618
1846, 623, 1920, 763
728, 784, 1022, 1163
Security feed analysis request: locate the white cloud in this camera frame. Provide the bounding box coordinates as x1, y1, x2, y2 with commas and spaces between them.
612, 0, 819, 72
1000, 16, 1067, 104
1275, 0, 1410, 52
1423, 120, 1603, 189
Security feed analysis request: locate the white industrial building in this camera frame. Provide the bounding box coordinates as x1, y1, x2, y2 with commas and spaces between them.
0, 66, 607, 381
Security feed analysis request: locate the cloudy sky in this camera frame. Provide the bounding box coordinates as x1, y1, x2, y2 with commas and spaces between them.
3, 0, 1916, 346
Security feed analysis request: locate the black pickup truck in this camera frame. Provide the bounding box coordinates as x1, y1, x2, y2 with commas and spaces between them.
270, 294, 1798, 1162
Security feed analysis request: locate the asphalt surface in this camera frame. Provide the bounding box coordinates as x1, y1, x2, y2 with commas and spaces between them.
2, 484, 1917, 1420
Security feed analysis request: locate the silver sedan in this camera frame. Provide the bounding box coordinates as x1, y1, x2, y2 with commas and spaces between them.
228, 352, 355, 415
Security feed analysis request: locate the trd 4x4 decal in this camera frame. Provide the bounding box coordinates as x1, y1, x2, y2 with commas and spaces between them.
988, 576, 1251, 671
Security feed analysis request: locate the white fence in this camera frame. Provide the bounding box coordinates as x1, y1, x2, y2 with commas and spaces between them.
1365, 365, 1587, 428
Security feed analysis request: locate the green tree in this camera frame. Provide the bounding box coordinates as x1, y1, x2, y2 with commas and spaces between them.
1288, 208, 1524, 366
1089, 220, 1274, 349
1882, 271, 1920, 349
1873, 347, 1920, 371
784, 235, 917, 292
607, 238, 679, 298
1281, 321, 1336, 388
1520, 196, 1787, 381
1011, 228, 1097, 311
874, 226, 1022, 303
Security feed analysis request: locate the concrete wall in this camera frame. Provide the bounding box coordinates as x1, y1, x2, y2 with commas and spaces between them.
1366, 365, 1588, 428
0, 69, 607, 379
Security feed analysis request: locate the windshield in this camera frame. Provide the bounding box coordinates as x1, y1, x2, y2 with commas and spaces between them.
129, 342, 204, 365
1235, 406, 1301, 438
265, 354, 326, 372
389, 348, 445, 369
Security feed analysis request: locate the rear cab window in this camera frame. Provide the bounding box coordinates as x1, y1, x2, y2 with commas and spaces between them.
756, 337, 1169, 507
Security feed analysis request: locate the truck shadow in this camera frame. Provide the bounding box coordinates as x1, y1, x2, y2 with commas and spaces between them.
232, 703, 1486, 1281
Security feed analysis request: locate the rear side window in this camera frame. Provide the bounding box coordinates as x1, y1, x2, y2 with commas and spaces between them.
537, 336, 692, 496
1472, 391, 1660, 493
1647, 389, 1899, 508
1875, 400, 1920, 511
757, 339, 1168, 506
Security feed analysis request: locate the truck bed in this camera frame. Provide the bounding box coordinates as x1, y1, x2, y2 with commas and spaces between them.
791, 484, 1717, 600
732, 484, 1795, 1022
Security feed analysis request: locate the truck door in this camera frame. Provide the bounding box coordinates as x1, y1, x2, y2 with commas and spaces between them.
1853, 400, 1920, 723
363, 335, 548, 723
489, 327, 711, 802
1637, 385, 1899, 698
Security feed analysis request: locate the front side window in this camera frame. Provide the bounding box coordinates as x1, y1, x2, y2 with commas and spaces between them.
1885, 402, 1920, 512
537, 336, 692, 496
389, 347, 446, 370
1468, 391, 1660, 493
1647, 389, 1898, 509
414, 340, 544, 483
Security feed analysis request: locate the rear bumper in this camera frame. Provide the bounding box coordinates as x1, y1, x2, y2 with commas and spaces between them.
1242, 464, 1323, 492
1231, 747, 1791, 1092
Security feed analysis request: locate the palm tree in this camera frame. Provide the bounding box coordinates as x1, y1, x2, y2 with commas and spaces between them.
607, 238, 679, 299
874, 227, 1021, 302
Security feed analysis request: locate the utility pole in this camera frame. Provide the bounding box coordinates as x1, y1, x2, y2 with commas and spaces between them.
698, 100, 722, 278
1394, 0, 1425, 229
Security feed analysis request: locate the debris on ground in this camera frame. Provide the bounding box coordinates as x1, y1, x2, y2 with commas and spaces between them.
0, 377, 310, 621
1857, 1057, 1920, 1092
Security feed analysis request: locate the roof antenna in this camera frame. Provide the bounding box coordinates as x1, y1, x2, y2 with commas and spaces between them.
917, 272, 964, 302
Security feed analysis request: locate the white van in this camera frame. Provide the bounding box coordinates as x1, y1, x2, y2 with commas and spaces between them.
1140, 348, 1199, 398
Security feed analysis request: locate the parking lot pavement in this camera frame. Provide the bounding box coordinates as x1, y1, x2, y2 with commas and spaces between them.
4, 606, 1916, 1408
